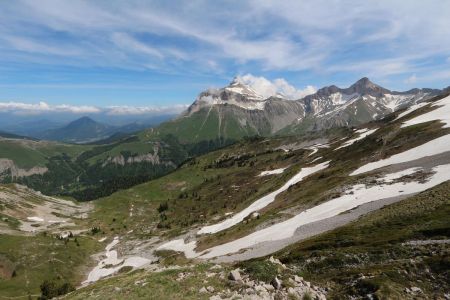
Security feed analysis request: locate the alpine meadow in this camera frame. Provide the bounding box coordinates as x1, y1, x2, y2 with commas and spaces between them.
0, 1, 449, 299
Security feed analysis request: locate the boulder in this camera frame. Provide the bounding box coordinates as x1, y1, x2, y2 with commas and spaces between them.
228, 269, 242, 281
264, 283, 275, 291
271, 276, 282, 290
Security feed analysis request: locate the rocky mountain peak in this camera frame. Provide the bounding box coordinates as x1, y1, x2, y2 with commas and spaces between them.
347, 77, 390, 96
224, 77, 263, 100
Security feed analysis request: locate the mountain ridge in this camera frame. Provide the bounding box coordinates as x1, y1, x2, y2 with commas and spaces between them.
160, 77, 442, 142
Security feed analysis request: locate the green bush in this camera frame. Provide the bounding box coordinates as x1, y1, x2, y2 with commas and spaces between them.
38, 280, 74, 299
240, 260, 278, 283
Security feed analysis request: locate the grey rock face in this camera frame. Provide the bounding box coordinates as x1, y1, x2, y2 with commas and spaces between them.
182, 77, 443, 141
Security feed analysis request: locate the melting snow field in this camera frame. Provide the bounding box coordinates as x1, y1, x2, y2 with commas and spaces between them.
394, 102, 429, 121
351, 96, 450, 176
158, 164, 450, 259
84, 237, 150, 284
335, 128, 378, 150
258, 167, 287, 176
377, 167, 422, 183
197, 162, 330, 235
401, 95, 450, 129
351, 134, 450, 175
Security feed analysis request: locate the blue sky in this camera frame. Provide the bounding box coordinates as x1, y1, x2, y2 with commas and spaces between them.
0, 0, 450, 115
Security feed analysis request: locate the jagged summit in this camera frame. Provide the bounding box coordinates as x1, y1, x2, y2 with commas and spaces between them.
182, 76, 441, 141
347, 77, 390, 96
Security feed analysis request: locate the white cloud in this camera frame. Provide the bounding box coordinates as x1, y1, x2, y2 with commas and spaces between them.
111, 32, 164, 59
237, 74, 316, 99
106, 104, 188, 115
0, 101, 187, 116
0, 101, 100, 115
404, 74, 417, 84
0, 1, 449, 82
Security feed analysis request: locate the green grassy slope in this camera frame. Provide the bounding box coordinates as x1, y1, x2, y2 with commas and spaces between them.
0, 233, 102, 298
273, 181, 450, 299
0, 139, 89, 169
86, 135, 315, 239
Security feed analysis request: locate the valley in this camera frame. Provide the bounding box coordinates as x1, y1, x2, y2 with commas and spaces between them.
1, 87, 449, 299
1, 1, 450, 299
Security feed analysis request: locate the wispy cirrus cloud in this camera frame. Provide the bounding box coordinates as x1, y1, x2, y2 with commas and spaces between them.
0, 0, 449, 106
0, 1, 448, 75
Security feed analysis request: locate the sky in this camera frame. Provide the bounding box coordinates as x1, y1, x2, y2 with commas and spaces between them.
0, 0, 450, 116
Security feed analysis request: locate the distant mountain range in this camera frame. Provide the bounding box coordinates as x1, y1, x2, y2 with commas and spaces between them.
0, 77, 447, 201
1, 114, 174, 144
0, 77, 443, 144
151, 77, 442, 143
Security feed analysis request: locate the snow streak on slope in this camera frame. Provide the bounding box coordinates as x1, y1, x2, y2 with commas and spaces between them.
352, 96, 450, 175
334, 128, 378, 150
197, 161, 330, 235
351, 134, 450, 175
394, 102, 429, 121
159, 164, 450, 259
258, 167, 288, 176
401, 95, 450, 128
305, 143, 329, 156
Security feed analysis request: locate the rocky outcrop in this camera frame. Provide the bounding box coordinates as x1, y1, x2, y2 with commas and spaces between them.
213, 271, 326, 300
0, 159, 48, 179
102, 145, 175, 168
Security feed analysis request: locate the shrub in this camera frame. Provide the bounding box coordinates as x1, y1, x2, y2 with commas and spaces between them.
240, 260, 278, 283
38, 280, 75, 299
158, 202, 169, 213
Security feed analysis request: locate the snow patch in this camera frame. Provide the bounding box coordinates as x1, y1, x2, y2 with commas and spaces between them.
257, 167, 287, 176
157, 239, 197, 258
197, 162, 330, 235
335, 128, 378, 150
377, 167, 422, 183
197, 94, 266, 110
351, 134, 450, 175
83, 236, 150, 284
401, 95, 450, 128
27, 216, 44, 222
305, 144, 329, 156
394, 102, 429, 121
